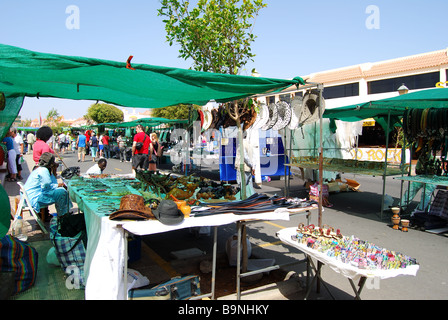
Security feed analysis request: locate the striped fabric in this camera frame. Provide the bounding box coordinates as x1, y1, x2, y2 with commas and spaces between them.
0, 235, 38, 295
49, 217, 86, 288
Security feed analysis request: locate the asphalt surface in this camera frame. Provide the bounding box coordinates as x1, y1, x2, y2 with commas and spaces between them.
17, 148, 448, 299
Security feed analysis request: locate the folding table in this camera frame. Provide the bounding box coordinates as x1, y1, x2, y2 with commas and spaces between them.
66, 177, 292, 299
277, 227, 419, 300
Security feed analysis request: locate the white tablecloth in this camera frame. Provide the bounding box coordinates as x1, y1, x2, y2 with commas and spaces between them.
277, 227, 419, 282
84, 207, 290, 300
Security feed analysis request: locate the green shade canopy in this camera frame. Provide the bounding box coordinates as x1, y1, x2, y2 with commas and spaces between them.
0, 184, 11, 238
86, 117, 189, 129
323, 88, 448, 122
0, 44, 304, 109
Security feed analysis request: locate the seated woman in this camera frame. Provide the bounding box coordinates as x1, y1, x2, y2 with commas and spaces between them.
24, 152, 72, 217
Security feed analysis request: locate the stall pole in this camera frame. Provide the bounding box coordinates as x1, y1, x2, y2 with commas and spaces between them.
380, 110, 391, 220
318, 85, 324, 228
211, 226, 217, 300
236, 221, 242, 300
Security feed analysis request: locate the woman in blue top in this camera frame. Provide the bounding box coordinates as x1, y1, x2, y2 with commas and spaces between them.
2, 131, 17, 181
24, 152, 72, 216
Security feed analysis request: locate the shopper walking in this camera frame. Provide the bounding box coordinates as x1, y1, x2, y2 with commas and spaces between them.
101, 133, 111, 159
27, 132, 36, 152
149, 132, 163, 170
90, 132, 99, 162
132, 125, 151, 172
76, 131, 87, 162
117, 134, 127, 162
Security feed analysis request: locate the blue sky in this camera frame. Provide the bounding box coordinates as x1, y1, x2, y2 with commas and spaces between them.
1, 0, 447, 121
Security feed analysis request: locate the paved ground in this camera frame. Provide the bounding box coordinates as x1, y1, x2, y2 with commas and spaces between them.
4, 148, 448, 300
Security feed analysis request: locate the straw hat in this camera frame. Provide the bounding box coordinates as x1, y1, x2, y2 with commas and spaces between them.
261, 103, 278, 131
288, 96, 303, 130
253, 102, 269, 130
202, 110, 213, 131
272, 101, 292, 131
209, 108, 219, 130
109, 194, 155, 221
241, 107, 257, 130
299, 90, 326, 126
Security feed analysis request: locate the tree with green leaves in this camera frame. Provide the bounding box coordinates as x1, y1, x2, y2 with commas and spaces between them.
46, 108, 59, 122
158, 0, 266, 75
85, 103, 124, 124
158, 0, 267, 200
45, 108, 68, 133
152, 104, 199, 120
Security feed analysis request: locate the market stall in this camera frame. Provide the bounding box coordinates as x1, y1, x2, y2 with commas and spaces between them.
285, 88, 448, 219
65, 174, 315, 299
277, 226, 419, 299
0, 43, 315, 299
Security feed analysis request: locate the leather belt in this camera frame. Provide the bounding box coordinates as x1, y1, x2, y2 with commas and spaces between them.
192, 193, 314, 217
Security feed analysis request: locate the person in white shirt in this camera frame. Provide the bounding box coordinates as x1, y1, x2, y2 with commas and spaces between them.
58, 132, 67, 154
27, 132, 36, 152
86, 158, 107, 175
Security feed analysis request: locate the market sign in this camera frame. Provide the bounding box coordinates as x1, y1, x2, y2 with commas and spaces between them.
362, 118, 375, 127
348, 148, 410, 163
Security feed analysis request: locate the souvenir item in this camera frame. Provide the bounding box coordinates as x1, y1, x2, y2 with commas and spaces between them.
208, 108, 219, 130
109, 194, 155, 220
241, 107, 257, 130
299, 90, 325, 126
272, 101, 292, 131
289, 96, 302, 130
261, 103, 278, 131
292, 223, 418, 270
198, 109, 204, 129
153, 200, 184, 225
202, 109, 213, 131
401, 219, 410, 232
253, 102, 269, 130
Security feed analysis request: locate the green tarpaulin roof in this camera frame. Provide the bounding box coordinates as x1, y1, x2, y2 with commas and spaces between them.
0, 44, 304, 108
86, 117, 189, 129
0, 43, 305, 140
323, 88, 448, 122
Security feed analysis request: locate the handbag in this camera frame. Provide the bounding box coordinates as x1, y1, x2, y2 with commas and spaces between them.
136, 134, 147, 150
58, 212, 87, 248
61, 166, 80, 179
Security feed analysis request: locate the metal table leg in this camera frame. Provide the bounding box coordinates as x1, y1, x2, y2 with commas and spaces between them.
348, 277, 367, 300
303, 257, 335, 300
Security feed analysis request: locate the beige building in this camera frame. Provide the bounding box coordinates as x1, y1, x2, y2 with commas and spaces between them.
257, 48, 448, 109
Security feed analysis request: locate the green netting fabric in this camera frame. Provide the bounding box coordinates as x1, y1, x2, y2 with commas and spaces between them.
0, 95, 24, 140
98, 117, 189, 129
0, 44, 304, 109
